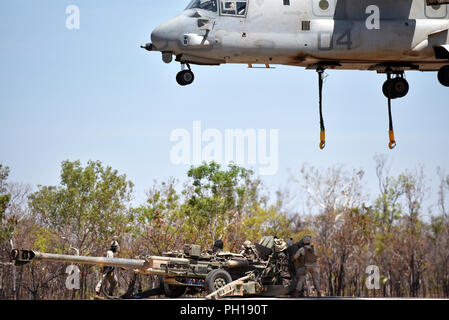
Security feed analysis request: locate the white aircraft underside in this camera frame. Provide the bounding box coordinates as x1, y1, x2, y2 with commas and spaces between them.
143, 0, 449, 150
147, 0, 449, 70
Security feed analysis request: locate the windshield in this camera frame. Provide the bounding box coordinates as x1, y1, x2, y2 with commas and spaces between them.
186, 0, 218, 12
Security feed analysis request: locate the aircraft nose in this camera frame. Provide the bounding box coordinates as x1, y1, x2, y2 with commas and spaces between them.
151, 25, 167, 50
151, 18, 179, 51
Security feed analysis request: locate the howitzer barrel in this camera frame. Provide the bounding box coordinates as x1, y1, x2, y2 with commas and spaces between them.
11, 249, 146, 269
11, 249, 194, 276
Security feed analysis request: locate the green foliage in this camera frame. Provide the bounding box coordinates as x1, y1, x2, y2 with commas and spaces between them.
373, 175, 403, 227
33, 226, 56, 253
185, 161, 258, 214
133, 178, 180, 225
430, 216, 445, 240
180, 162, 262, 247
131, 178, 181, 254
0, 164, 10, 216
28, 160, 134, 253
241, 205, 292, 242
0, 164, 12, 244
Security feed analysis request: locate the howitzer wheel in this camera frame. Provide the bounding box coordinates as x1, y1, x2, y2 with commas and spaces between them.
159, 277, 187, 298
205, 269, 233, 294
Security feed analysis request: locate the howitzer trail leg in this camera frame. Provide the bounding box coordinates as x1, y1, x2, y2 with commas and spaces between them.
126, 286, 164, 299
205, 274, 254, 300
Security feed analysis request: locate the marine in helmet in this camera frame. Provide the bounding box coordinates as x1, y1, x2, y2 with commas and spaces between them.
240, 240, 257, 259
273, 237, 288, 253
292, 236, 321, 297
212, 239, 224, 253
95, 240, 120, 297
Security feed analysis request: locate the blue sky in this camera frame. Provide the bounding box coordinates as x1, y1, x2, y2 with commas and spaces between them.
1, 0, 448, 212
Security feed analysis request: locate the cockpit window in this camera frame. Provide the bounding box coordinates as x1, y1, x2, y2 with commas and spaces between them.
186, 0, 218, 12
220, 0, 248, 16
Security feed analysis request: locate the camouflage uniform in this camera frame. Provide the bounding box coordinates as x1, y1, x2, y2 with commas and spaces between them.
95, 241, 119, 296
293, 236, 321, 297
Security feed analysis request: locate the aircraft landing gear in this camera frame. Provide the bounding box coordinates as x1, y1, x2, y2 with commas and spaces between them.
382, 73, 409, 99
382, 71, 409, 150
176, 63, 194, 86
317, 67, 326, 150
438, 65, 449, 87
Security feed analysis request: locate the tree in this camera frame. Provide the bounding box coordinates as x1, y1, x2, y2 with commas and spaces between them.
131, 178, 184, 255
180, 162, 263, 250
397, 167, 428, 297
429, 170, 449, 297
29, 160, 134, 254
372, 154, 406, 297
373, 154, 404, 228
28, 160, 134, 299
0, 164, 12, 245
432, 168, 449, 296
298, 164, 367, 296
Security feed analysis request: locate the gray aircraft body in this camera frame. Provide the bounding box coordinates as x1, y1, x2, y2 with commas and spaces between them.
142, 0, 449, 149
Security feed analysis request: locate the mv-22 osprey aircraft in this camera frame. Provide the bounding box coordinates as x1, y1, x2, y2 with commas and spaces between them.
142, 0, 449, 149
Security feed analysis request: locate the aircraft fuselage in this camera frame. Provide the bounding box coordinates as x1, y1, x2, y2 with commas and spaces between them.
149, 0, 449, 72
144, 0, 449, 149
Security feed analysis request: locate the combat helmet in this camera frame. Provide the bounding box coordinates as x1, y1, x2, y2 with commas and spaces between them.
302, 236, 312, 245
242, 240, 252, 250
110, 240, 120, 253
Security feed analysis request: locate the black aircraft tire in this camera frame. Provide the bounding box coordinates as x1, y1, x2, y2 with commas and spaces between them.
391, 77, 409, 98
383, 79, 397, 99
383, 77, 409, 99
159, 277, 187, 298
176, 70, 194, 86
176, 71, 185, 86
205, 269, 233, 295
181, 70, 194, 85
438, 66, 449, 87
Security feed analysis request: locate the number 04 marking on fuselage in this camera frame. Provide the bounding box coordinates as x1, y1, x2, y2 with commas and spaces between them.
318, 5, 380, 51
318, 29, 353, 51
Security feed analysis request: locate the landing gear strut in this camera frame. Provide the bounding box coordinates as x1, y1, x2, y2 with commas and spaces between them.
317, 67, 326, 150
382, 71, 409, 149
176, 63, 195, 86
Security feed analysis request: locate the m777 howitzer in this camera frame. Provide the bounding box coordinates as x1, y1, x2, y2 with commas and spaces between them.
10, 236, 298, 299
10, 243, 268, 299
